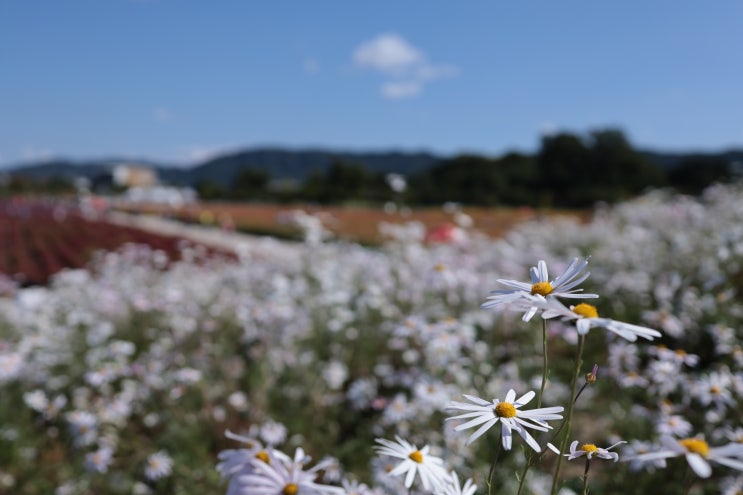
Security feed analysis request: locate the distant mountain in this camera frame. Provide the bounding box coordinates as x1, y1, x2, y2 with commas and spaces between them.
6, 148, 442, 187
6, 146, 743, 188
172, 148, 441, 187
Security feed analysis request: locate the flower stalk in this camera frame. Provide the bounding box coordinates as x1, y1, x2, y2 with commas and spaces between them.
550, 334, 585, 495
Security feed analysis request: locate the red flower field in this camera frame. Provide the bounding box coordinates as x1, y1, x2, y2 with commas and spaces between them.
0, 198, 225, 287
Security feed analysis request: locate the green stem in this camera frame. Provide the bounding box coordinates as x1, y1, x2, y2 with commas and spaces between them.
538, 318, 548, 408
486, 432, 503, 495
682, 462, 694, 495
516, 451, 533, 495
550, 334, 585, 495
581, 458, 591, 495
516, 319, 550, 495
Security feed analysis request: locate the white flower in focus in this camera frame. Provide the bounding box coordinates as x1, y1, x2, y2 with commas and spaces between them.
144, 450, 173, 481
482, 257, 598, 321
542, 299, 662, 342
548, 440, 626, 462
446, 389, 564, 452
373, 436, 448, 491
625, 435, 743, 478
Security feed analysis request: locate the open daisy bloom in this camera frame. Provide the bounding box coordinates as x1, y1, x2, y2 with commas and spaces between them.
541, 299, 662, 342
373, 436, 448, 491
548, 440, 626, 462
217, 430, 290, 480
439, 471, 477, 495
482, 257, 598, 321
236, 447, 344, 495
446, 389, 563, 452
625, 435, 743, 478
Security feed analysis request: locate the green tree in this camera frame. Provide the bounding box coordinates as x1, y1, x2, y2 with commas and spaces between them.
301, 160, 378, 204
668, 155, 734, 194
537, 132, 591, 206
230, 167, 270, 200
195, 180, 226, 200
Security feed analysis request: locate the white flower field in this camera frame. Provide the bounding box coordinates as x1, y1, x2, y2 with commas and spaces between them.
2, 183, 743, 494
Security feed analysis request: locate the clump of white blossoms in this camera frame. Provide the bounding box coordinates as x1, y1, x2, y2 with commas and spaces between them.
373, 436, 448, 491
482, 257, 598, 321
446, 389, 564, 452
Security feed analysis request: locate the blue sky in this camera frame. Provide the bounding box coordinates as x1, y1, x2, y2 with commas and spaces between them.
2, 1, 742, 167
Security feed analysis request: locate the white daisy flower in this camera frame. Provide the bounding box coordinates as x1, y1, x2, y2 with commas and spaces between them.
482, 257, 598, 321
239, 447, 345, 495
655, 414, 693, 437
542, 299, 662, 342
548, 440, 626, 462
340, 478, 378, 495
373, 436, 448, 491
144, 450, 173, 481
260, 420, 288, 446
445, 389, 564, 452
625, 435, 743, 478
85, 446, 114, 473
217, 430, 289, 480
437, 471, 477, 495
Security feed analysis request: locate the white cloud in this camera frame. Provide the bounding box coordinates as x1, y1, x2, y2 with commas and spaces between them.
381, 82, 422, 100
352, 33, 457, 100
353, 33, 423, 75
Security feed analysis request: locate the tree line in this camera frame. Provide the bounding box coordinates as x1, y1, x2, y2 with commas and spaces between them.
4, 128, 738, 207
195, 129, 739, 208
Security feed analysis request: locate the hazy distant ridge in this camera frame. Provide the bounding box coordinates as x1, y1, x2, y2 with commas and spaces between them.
8, 148, 441, 186
7, 146, 743, 187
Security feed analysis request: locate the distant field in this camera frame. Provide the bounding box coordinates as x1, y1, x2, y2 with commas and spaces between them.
0, 200, 229, 286
115, 201, 590, 245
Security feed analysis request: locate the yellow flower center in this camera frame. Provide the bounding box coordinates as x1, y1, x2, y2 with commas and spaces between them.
434, 263, 446, 272
675, 349, 687, 357
679, 438, 709, 458
710, 385, 721, 395
408, 450, 423, 463
494, 401, 517, 418
581, 444, 599, 453
572, 303, 599, 318
255, 451, 270, 463
283, 483, 299, 495
531, 281, 553, 296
